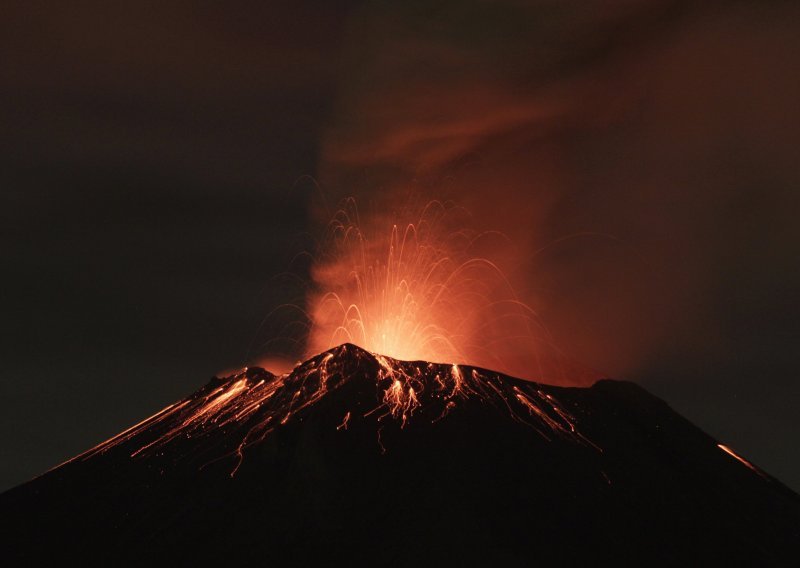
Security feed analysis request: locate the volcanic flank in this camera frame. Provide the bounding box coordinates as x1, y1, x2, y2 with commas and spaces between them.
2, 344, 798, 565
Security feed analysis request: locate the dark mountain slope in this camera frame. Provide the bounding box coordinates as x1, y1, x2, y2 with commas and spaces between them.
2, 344, 798, 565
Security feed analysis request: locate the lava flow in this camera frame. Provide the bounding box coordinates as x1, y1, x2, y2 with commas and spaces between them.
66, 344, 596, 476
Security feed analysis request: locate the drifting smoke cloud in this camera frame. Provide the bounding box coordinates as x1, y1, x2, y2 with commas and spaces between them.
316, 0, 800, 380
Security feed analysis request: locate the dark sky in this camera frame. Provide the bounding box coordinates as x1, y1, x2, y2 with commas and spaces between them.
2, 0, 798, 492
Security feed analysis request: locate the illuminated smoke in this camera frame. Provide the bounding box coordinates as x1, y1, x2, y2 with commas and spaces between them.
317, 1, 800, 385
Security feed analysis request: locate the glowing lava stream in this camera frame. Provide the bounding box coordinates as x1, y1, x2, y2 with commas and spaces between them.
717, 443, 766, 478
68, 344, 598, 476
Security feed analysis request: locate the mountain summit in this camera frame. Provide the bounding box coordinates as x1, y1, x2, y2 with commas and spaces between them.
2, 344, 798, 565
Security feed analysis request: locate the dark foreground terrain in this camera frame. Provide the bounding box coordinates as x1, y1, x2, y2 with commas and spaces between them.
2, 344, 798, 565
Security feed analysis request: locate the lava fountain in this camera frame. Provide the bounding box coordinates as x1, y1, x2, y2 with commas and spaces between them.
305, 198, 587, 385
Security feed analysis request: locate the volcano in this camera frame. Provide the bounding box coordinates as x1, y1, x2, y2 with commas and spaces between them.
2, 344, 798, 565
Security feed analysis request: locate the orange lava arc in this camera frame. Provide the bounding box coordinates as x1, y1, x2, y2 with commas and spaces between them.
305, 199, 577, 383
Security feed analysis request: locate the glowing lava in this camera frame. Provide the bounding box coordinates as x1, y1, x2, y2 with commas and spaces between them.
67, 344, 596, 476
718, 443, 766, 477
305, 199, 579, 383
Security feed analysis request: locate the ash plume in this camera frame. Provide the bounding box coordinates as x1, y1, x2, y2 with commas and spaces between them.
316, 0, 800, 387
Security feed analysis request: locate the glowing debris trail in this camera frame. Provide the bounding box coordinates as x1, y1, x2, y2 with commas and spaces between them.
718, 443, 766, 478
66, 344, 597, 475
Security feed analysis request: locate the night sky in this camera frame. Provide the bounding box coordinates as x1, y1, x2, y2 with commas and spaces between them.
2, 0, 798, 492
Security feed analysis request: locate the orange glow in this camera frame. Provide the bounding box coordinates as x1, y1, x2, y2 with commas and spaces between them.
337, 411, 351, 431
62, 202, 600, 475
305, 199, 580, 383
717, 443, 765, 477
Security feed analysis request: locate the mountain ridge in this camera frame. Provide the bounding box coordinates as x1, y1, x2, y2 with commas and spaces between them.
2, 343, 798, 565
